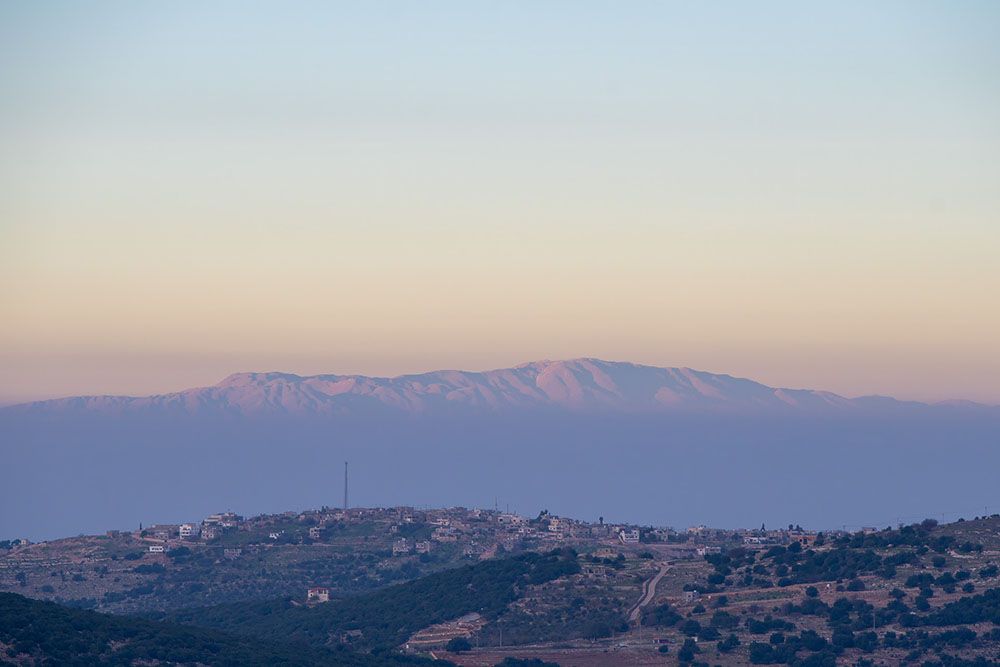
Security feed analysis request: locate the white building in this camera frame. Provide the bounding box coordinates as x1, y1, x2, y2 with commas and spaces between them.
619, 529, 640, 544
307, 586, 330, 603
148, 545, 165, 553
547, 517, 568, 533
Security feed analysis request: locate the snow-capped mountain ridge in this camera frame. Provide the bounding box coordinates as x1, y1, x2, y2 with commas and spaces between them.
5, 358, 991, 418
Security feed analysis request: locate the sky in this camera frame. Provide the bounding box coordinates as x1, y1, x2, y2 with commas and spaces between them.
1, 1, 999, 405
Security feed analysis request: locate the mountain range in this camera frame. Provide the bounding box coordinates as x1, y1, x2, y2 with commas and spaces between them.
4, 358, 1000, 541
5, 358, 993, 418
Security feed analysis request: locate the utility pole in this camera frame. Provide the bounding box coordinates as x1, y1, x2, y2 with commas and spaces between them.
344, 461, 349, 511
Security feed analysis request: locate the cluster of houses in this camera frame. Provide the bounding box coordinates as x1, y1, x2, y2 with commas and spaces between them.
391, 538, 434, 556
136, 512, 245, 553
128, 505, 835, 574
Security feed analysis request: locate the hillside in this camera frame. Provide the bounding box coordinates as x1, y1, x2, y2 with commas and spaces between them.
2, 512, 999, 665
0, 509, 475, 614
0, 592, 439, 667
158, 549, 581, 651
149, 517, 1000, 665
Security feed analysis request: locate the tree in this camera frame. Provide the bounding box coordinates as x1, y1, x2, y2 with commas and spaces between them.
718, 633, 740, 653
805, 586, 819, 598
446, 637, 472, 653
710, 611, 737, 629
583, 621, 612, 640
680, 619, 701, 636
748, 642, 775, 664
677, 638, 699, 662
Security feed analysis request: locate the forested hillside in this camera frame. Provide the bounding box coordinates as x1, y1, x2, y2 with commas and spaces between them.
0, 592, 439, 666
159, 549, 580, 651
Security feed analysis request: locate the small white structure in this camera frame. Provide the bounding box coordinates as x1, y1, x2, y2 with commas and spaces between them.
619, 529, 640, 544
307, 586, 330, 603
179, 523, 199, 539
148, 545, 165, 553
415, 540, 432, 554
392, 538, 411, 556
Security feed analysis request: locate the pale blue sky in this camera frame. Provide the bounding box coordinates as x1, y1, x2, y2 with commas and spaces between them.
2, 1, 999, 402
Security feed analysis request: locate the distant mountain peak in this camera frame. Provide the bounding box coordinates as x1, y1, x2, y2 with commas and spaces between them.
4, 358, 994, 419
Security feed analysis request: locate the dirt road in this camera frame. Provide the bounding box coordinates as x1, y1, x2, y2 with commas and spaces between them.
628, 562, 670, 623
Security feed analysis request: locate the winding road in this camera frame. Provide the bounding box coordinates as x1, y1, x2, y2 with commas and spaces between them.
628, 562, 670, 623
